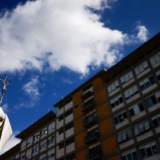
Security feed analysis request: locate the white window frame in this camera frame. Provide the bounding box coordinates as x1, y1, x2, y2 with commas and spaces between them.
120, 71, 133, 84
150, 51, 160, 66
134, 61, 148, 75
107, 80, 119, 93
129, 102, 144, 117
124, 85, 138, 99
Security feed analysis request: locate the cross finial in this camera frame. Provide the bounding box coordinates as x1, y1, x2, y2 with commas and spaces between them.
0, 75, 11, 105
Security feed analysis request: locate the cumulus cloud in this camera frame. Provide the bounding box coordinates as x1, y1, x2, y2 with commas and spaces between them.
0, 131, 21, 155
0, 0, 127, 75
136, 25, 149, 42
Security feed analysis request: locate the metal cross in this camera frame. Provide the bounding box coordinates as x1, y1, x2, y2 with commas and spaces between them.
0, 75, 11, 105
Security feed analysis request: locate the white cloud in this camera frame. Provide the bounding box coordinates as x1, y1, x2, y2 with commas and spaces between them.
1, 104, 9, 112
0, 131, 21, 155
136, 25, 149, 42
0, 0, 127, 75
62, 78, 72, 84
22, 76, 40, 98
14, 76, 41, 108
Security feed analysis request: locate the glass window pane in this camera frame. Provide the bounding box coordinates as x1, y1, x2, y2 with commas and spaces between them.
143, 61, 148, 68
129, 108, 134, 117
114, 116, 119, 125
152, 119, 159, 128
150, 57, 155, 65
122, 156, 127, 160
121, 76, 125, 83
140, 148, 146, 159
134, 105, 139, 114
134, 126, 139, 136
149, 76, 155, 84
152, 145, 158, 154
139, 65, 144, 72
127, 153, 132, 160
146, 147, 153, 157
129, 71, 133, 79
134, 67, 139, 75
145, 98, 152, 108
139, 103, 144, 111
144, 121, 150, 130
132, 151, 138, 160
151, 95, 157, 105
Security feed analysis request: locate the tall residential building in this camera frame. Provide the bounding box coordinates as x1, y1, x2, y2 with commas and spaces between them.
1, 32, 160, 160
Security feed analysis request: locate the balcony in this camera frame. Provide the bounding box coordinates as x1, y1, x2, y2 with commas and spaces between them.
82, 100, 95, 112
87, 152, 102, 160
85, 132, 99, 144
83, 116, 97, 127
81, 90, 93, 100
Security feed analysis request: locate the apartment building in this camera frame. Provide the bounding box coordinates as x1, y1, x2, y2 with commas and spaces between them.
1, 33, 160, 160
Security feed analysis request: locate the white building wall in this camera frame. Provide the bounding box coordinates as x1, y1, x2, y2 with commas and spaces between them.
56, 146, 64, 159
65, 128, 74, 138
66, 142, 75, 154
65, 101, 73, 111
65, 114, 73, 124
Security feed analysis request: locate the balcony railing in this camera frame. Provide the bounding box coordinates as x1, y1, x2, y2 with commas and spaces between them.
83, 116, 97, 127
88, 151, 102, 160
85, 132, 99, 144
82, 100, 95, 112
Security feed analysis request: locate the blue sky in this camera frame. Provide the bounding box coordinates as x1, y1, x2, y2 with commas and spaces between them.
0, 0, 160, 153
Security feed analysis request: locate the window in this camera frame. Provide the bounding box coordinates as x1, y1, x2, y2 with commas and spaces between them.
40, 140, 47, 150
59, 104, 64, 110
134, 121, 150, 136
107, 80, 119, 93
139, 75, 155, 90
59, 142, 64, 149
65, 137, 74, 146
33, 145, 39, 153
65, 98, 72, 105
120, 71, 133, 84
145, 91, 160, 108
59, 128, 64, 135
66, 154, 75, 160
59, 115, 64, 121
65, 122, 73, 131
85, 112, 97, 124
33, 132, 40, 141
122, 150, 138, 160
114, 111, 128, 125
117, 129, 132, 143
48, 136, 55, 145
110, 94, 123, 108
152, 113, 160, 128
156, 70, 160, 80
140, 141, 159, 159
150, 51, 160, 66
47, 149, 55, 159
83, 84, 92, 93
89, 145, 102, 157
129, 102, 144, 117
134, 61, 148, 75
41, 127, 47, 136
83, 98, 94, 109
86, 128, 99, 139
48, 122, 55, 132
65, 109, 73, 117
27, 136, 33, 145
124, 85, 138, 99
